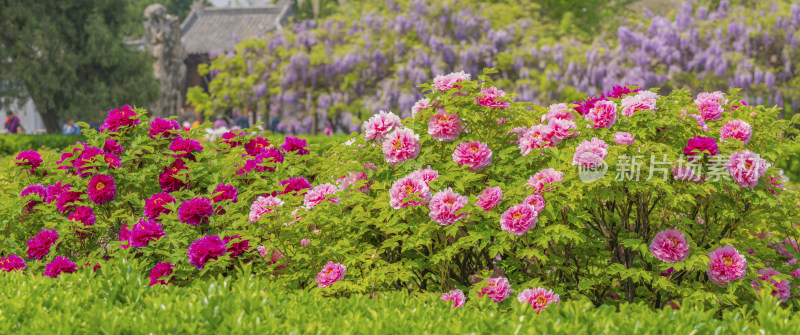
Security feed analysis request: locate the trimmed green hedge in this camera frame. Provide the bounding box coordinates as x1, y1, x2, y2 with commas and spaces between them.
0, 134, 84, 156
0, 262, 798, 334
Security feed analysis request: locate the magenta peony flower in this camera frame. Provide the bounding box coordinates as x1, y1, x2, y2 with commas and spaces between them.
453, 141, 492, 171
149, 262, 175, 286
316, 261, 346, 287
614, 132, 635, 145
303, 183, 339, 210
441, 289, 466, 308
169, 136, 203, 161
518, 125, 556, 156
518, 288, 560, 313
129, 219, 166, 248
220, 131, 243, 148
20, 184, 46, 212
572, 138, 609, 168
281, 136, 310, 155
791, 268, 800, 279
479, 277, 513, 303
649, 230, 690, 263
149, 117, 180, 139
87, 174, 116, 205
428, 110, 463, 142
279, 177, 312, 195
433, 71, 470, 92
158, 159, 190, 192
541, 103, 576, 123
43, 256, 77, 278
725, 150, 768, 188
720, 119, 752, 145
382, 128, 421, 166
548, 119, 579, 144
0, 254, 26, 272
223, 235, 251, 258
73, 145, 104, 176
178, 197, 213, 226
523, 194, 546, 213
249, 195, 284, 223
45, 182, 70, 204
56, 190, 82, 214
212, 183, 238, 205
707, 245, 747, 286
500, 204, 537, 236
751, 268, 791, 302
389, 176, 431, 209
363, 111, 402, 142
143, 192, 176, 221
620, 91, 658, 117
428, 188, 468, 226
15, 150, 42, 174
187, 235, 227, 270
586, 100, 618, 129
100, 105, 139, 133
102, 152, 122, 169
119, 223, 131, 249
244, 136, 271, 156
102, 139, 124, 154
27, 229, 58, 260
476, 86, 510, 109
475, 186, 503, 212
683, 136, 718, 160
527, 168, 564, 194
69, 206, 96, 236
240, 148, 285, 174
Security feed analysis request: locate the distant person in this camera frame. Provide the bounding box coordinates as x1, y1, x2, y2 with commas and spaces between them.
234, 113, 249, 129
4, 111, 23, 134
62, 119, 81, 135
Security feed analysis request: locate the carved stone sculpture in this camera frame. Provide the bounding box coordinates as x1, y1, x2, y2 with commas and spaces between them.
144, 4, 186, 117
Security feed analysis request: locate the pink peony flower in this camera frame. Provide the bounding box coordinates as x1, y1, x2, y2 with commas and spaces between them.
316, 261, 347, 287
100, 105, 139, 133
614, 132, 635, 145
169, 137, 204, 161
523, 194, 546, 213
585, 100, 618, 129
149, 262, 175, 286
518, 288, 560, 313
244, 136, 271, 156
572, 138, 609, 168
751, 268, 791, 302
427, 110, 463, 142
15, 150, 42, 174
725, 150, 768, 188
698, 100, 724, 121
411, 98, 436, 118
43, 256, 77, 278
620, 91, 658, 117
158, 159, 190, 193
382, 128, 421, 166
178, 197, 214, 226
279, 177, 313, 195
500, 204, 537, 236
304, 183, 340, 210
102, 139, 124, 154
475, 186, 503, 212
410, 166, 439, 184
187, 235, 227, 270
129, 219, 166, 248
452, 141, 492, 171
389, 176, 431, 209
433, 71, 470, 92
720, 119, 752, 145
479, 277, 513, 303
144, 193, 176, 221
0, 254, 26, 272
27, 229, 59, 260
300, 238, 310, 247
541, 103, 575, 123
518, 125, 556, 156
249, 195, 285, 223
476, 86, 510, 109
428, 188, 468, 226
87, 174, 116, 205
695, 91, 727, 106
281, 136, 310, 155
149, 117, 180, 139
527, 168, 564, 194
363, 111, 402, 142
649, 229, 690, 263
707, 245, 747, 286
548, 119, 579, 144
337, 172, 370, 194
441, 289, 466, 307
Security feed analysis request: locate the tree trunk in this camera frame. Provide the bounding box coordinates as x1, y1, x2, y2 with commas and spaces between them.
38, 107, 61, 134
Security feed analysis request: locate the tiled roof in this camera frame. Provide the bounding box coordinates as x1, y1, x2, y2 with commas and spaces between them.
181, 3, 291, 56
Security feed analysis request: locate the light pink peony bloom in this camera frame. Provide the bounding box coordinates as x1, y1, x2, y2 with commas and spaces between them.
614, 132, 635, 145
382, 128, 421, 166
316, 261, 346, 287
751, 268, 792, 302
452, 141, 492, 171
337, 172, 370, 194
410, 166, 439, 184
620, 91, 658, 117
518, 125, 556, 156
475, 186, 503, 212
300, 238, 310, 247
433, 71, 470, 92
725, 150, 768, 188
249, 195, 285, 223
707, 245, 747, 286
695, 91, 727, 106
441, 289, 466, 308
649, 229, 690, 263
548, 119, 579, 144
389, 176, 431, 209
476, 86, 510, 109
523, 194, 546, 213
518, 288, 560, 313
479, 277, 513, 303
572, 138, 609, 168
363, 111, 402, 142
586, 100, 618, 129
500, 204, 537, 236
411, 98, 441, 118
541, 103, 575, 123
698, 100, 724, 121
428, 110, 463, 142
428, 188, 468, 226
304, 183, 340, 210
720, 119, 752, 145
527, 168, 564, 194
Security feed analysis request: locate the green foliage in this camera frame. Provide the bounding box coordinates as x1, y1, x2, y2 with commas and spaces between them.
0, 134, 85, 156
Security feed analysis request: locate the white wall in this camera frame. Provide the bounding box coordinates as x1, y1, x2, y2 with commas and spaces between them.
0, 97, 47, 134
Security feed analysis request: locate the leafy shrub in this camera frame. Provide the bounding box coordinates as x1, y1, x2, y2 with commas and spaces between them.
0, 134, 85, 156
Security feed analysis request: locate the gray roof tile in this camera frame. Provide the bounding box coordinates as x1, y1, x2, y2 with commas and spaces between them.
181, 3, 290, 56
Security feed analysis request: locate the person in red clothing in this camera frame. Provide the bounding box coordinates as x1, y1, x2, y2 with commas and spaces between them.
4, 111, 23, 134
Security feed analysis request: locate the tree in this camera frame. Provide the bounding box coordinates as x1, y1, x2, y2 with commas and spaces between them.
0, 0, 159, 133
